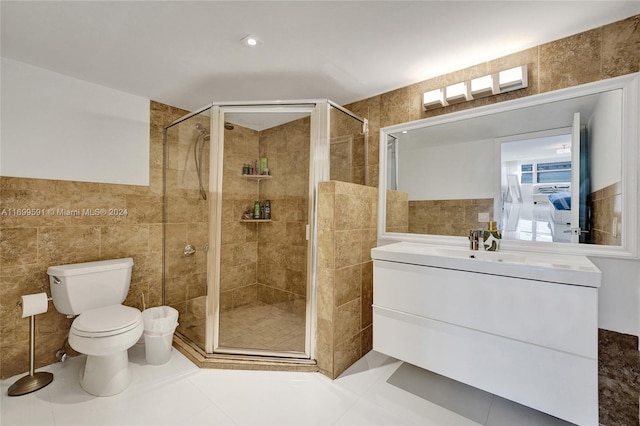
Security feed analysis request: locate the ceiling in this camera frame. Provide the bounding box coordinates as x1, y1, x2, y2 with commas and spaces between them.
2, 1, 639, 114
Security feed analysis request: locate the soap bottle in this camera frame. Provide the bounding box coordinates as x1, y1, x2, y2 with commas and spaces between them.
483, 221, 502, 251
253, 201, 261, 219
264, 200, 271, 220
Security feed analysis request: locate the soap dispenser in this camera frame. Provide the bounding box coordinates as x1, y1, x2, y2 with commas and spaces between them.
483, 221, 502, 251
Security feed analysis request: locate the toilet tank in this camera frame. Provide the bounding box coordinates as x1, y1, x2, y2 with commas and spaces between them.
47, 258, 134, 315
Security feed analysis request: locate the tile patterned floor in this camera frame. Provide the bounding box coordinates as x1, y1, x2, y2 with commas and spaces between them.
1, 345, 575, 426
177, 301, 306, 354
219, 301, 305, 352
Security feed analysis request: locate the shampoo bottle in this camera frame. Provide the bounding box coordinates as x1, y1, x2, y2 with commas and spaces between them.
264, 200, 271, 220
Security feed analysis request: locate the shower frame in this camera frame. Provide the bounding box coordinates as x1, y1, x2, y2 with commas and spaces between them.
163, 99, 368, 362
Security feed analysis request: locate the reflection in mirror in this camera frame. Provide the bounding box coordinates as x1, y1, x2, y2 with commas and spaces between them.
381, 74, 638, 256
501, 132, 573, 243
386, 135, 398, 191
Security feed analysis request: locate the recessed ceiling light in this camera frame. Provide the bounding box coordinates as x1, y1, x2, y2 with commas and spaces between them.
241, 34, 260, 47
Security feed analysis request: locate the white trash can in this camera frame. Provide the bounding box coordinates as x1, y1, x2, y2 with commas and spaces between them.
141, 306, 179, 365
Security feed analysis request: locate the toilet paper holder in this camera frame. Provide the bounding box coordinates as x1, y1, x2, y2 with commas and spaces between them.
8, 294, 54, 396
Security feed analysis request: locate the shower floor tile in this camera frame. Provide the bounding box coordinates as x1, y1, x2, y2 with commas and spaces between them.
219, 301, 306, 353
176, 300, 306, 355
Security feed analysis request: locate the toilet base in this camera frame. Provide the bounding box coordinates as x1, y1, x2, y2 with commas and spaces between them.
79, 351, 132, 396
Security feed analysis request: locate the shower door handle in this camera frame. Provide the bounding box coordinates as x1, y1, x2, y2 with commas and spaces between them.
183, 244, 197, 256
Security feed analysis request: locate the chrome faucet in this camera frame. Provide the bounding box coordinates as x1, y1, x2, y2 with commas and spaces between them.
469, 229, 482, 251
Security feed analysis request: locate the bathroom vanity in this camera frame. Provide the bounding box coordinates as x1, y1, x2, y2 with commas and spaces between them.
371, 242, 602, 425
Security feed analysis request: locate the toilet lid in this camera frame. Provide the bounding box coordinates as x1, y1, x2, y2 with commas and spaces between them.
72, 305, 142, 338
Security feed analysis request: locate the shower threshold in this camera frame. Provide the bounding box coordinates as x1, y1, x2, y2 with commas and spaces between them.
172, 333, 318, 373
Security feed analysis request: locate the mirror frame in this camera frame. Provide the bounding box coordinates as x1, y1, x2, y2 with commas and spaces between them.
378, 73, 640, 259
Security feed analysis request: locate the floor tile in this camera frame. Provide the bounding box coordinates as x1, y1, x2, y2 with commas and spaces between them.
188, 368, 358, 425
0, 376, 55, 426
1, 349, 583, 426
386, 362, 493, 424
485, 396, 574, 426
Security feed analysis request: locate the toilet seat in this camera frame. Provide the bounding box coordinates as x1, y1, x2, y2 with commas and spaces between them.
72, 305, 142, 338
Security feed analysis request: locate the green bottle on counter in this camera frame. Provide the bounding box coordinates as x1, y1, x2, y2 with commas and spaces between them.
483, 220, 502, 251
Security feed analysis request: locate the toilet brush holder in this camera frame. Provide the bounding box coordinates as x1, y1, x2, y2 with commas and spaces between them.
8, 299, 54, 396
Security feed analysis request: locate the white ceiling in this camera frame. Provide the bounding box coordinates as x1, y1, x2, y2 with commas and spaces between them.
2, 1, 639, 113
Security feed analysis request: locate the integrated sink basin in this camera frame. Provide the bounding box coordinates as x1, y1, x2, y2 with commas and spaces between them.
371, 242, 601, 287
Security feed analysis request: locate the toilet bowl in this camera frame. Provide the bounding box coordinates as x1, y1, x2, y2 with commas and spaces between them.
48, 258, 141, 396
68, 305, 143, 396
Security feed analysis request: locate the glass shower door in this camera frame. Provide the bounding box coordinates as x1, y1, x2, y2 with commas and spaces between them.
210, 104, 314, 357
163, 107, 212, 351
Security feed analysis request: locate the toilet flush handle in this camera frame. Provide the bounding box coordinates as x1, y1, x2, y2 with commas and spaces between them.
52, 276, 61, 285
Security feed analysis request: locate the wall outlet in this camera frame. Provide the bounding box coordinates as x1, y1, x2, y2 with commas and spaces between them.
478, 212, 490, 222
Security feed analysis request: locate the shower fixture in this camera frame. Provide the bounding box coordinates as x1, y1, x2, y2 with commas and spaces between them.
193, 124, 209, 200
195, 123, 207, 134
192, 122, 235, 200
197, 122, 234, 132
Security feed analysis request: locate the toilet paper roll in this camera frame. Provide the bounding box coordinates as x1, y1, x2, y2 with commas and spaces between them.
21, 293, 49, 318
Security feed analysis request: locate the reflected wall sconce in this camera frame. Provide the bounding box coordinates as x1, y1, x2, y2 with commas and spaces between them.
424, 65, 528, 110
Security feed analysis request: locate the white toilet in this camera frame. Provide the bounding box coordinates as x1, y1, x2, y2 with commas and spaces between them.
47, 258, 143, 396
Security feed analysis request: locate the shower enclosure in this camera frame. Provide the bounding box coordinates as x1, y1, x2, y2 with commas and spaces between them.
163, 100, 367, 362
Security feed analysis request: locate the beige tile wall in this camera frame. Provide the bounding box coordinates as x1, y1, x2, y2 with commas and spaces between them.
345, 14, 640, 190
164, 112, 213, 348
330, 107, 367, 185
385, 190, 409, 233
316, 181, 377, 379
590, 182, 623, 246
219, 124, 261, 312
257, 118, 310, 316
0, 101, 184, 379
408, 198, 494, 236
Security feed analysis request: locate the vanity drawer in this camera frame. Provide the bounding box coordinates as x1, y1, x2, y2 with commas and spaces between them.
373, 259, 598, 358
372, 305, 598, 426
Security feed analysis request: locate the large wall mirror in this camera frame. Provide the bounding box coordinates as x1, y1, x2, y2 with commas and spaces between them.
379, 73, 639, 258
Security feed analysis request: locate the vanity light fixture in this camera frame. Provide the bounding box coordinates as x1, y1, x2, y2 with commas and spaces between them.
445, 82, 470, 104
470, 74, 497, 98
499, 65, 528, 91
556, 145, 571, 155
423, 65, 528, 110
423, 88, 447, 109
241, 34, 260, 47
